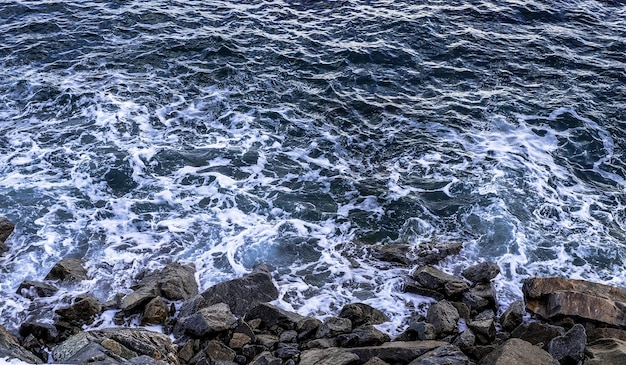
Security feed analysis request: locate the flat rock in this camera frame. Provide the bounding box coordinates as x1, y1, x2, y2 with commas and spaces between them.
478, 338, 557, 365
339, 303, 389, 327
585, 338, 626, 365
523, 277, 626, 327
0, 324, 43, 363
347, 340, 449, 364
547, 323, 586, 365
45, 258, 88, 282
202, 265, 279, 317
16, 280, 59, 299
299, 348, 360, 365
409, 344, 470, 365
461, 262, 500, 284
587, 327, 626, 342
245, 302, 307, 331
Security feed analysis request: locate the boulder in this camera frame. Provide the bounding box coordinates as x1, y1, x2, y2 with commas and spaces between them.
141, 296, 168, 325
408, 344, 470, 365
461, 262, 500, 284
250, 351, 282, 365
52, 328, 178, 364
347, 341, 449, 364
453, 329, 476, 349
45, 258, 88, 282
245, 303, 307, 331
426, 300, 460, 336
510, 321, 565, 348
403, 281, 445, 301
587, 327, 626, 342
370, 244, 412, 265
547, 323, 586, 365
275, 342, 300, 359
499, 300, 525, 332
467, 318, 496, 344
416, 241, 463, 266
412, 266, 470, 298
16, 280, 59, 299
203, 339, 236, 362
299, 348, 360, 365
585, 338, 626, 365
316, 317, 352, 338
523, 277, 626, 327
56, 295, 103, 327
20, 321, 59, 343
0, 216, 14, 255
465, 283, 497, 311
0, 324, 43, 363
339, 303, 389, 328
397, 321, 437, 341
337, 325, 391, 347
478, 338, 557, 365
201, 265, 279, 317
183, 303, 237, 338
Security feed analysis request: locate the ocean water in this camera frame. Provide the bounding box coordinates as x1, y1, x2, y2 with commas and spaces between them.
0, 0, 625, 334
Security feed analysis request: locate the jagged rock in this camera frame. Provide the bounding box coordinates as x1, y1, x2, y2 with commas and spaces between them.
304, 338, 337, 350
462, 291, 490, 313
499, 300, 525, 332
547, 324, 586, 365
337, 325, 391, 347
339, 303, 389, 328
245, 303, 307, 331
467, 318, 496, 344
279, 329, 298, 343
416, 241, 464, 266
275, 342, 300, 359
403, 281, 446, 301
296, 317, 323, 341
397, 321, 437, 341
183, 303, 237, 338
204, 340, 236, 362
256, 334, 279, 349
20, 321, 59, 343
299, 348, 360, 365
426, 300, 460, 337
585, 338, 626, 365
56, 295, 103, 327
464, 345, 497, 363
229, 332, 253, 350
587, 327, 626, 342
478, 338, 557, 365
461, 262, 500, 284
453, 329, 476, 349
251, 351, 283, 365
0, 216, 14, 255
16, 280, 59, 299
510, 321, 565, 348
45, 258, 88, 282
363, 357, 390, 365
141, 296, 168, 325
0, 324, 43, 363
201, 265, 278, 317
370, 241, 463, 266
316, 317, 352, 338
347, 341, 449, 364
412, 266, 470, 298
523, 277, 626, 327
52, 328, 178, 364
409, 344, 470, 365
371, 244, 412, 265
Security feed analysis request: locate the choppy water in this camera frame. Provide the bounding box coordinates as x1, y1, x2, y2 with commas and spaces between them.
1, 0, 625, 334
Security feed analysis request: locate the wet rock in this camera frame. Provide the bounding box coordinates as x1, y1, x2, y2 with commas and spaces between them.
183, 303, 237, 338
467, 318, 496, 344
397, 321, 437, 341
20, 321, 59, 343
0, 216, 14, 255
585, 338, 626, 365
45, 258, 88, 282
201, 265, 278, 317
296, 317, 323, 341
426, 300, 460, 337
523, 277, 626, 327
16, 280, 59, 299
547, 324, 586, 365
510, 321, 565, 348
461, 262, 500, 284
0, 324, 43, 363
478, 338, 557, 365
56, 295, 103, 327
339, 303, 389, 328
337, 325, 391, 347
316, 317, 352, 338
403, 281, 446, 301
299, 348, 360, 365
245, 303, 307, 332
499, 300, 525, 332
141, 296, 168, 325
412, 266, 470, 298
347, 341, 449, 364
275, 342, 300, 359
409, 344, 470, 365
416, 241, 464, 266
371, 244, 412, 265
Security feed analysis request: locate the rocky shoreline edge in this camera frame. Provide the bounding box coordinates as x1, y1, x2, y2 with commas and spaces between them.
2, 217, 626, 364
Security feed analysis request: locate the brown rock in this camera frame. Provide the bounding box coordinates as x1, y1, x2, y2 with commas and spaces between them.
0, 216, 14, 255
587, 327, 626, 342
45, 258, 88, 282
56, 295, 102, 326
585, 338, 626, 365
0, 324, 44, 363
412, 266, 470, 298
478, 338, 557, 365
16, 280, 59, 299
299, 348, 359, 365
339, 303, 389, 327
141, 297, 168, 325
347, 341, 449, 364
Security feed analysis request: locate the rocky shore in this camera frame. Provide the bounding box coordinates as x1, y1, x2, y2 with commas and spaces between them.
2, 217, 626, 364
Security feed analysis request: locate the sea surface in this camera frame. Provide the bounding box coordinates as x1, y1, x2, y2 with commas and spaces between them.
1, 0, 625, 335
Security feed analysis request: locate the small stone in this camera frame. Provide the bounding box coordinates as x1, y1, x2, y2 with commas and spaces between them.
229, 333, 252, 350
453, 329, 476, 349
279, 330, 298, 343
256, 334, 279, 350
250, 351, 282, 365
461, 262, 500, 283
204, 339, 236, 362
275, 342, 300, 359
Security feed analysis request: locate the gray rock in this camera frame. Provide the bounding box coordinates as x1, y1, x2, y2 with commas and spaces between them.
416, 241, 464, 266
363, 357, 391, 365
16, 280, 59, 299
183, 303, 237, 338
371, 244, 412, 265
467, 318, 496, 344
45, 258, 88, 282
56, 295, 102, 327
412, 266, 470, 298
510, 321, 565, 348
300, 348, 360, 365
279, 329, 298, 343
140, 296, 168, 325
409, 344, 470, 365
479, 338, 558, 365
19, 321, 59, 343
245, 302, 307, 331
461, 262, 500, 284
426, 300, 460, 337
202, 264, 278, 317
204, 339, 236, 362
256, 334, 279, 349
547, 323, 586, 365
316, 316, 353, 338
0, 216, 14, 255
275, 342, 300, 359
251, 351, 283, 365
585, 338, 626, 365
296, 317, 323, 341
0, 324, 43, 363
453, 329, 476, 349
339, 303, 389, 328
403, 281, 446, 301
499, 300, 525, 332
587, 327, 626, 342
403, 321, 437, 341
337, 325, 391, 347
347, 341, 449, 364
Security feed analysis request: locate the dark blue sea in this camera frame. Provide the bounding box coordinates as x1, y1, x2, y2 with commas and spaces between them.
1, 0, 625, 335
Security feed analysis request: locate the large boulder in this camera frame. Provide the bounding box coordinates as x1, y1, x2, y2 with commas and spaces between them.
16, 280, 59, 300
499, 300, 525, 332
510, 321, 565, 348
45, 258, 88, 282
339, 303, 389, 328
299, 347, 359, 365
245, 302, 307, 331
409, 344, 470, 365
182, 303, 237, 338
523, 277, 626, 328
316, 317, 352, 338
461, 262, 500, 284
0, 216, 14, 255
478, 338, 558, 365
201, 265, 279, 317
347, 341, 449, 364
412, 266, 470, 298
426, 300, 460, 337
547, 324, 586, 365
0, 324, 43, 363
585, 338, 626, 365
